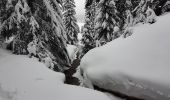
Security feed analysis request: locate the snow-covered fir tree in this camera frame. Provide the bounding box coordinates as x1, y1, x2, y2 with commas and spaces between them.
80, 0, 94, 57
0, 0, 32, 54
0, 0, 71, 72
122, 0, 134, 38
81, 0, 157, 47
145, 6, 156, 24
124, 0, 133, 27
63, 0, 80, 45
82, 12, 92, 46
123, 0, 156, 37
94, 0, 120, 46
82, 0, 97, 46
0, 0, 6, 47
151, 0, 168, 16
80, 0, 97, 57
132, 0, 152, 24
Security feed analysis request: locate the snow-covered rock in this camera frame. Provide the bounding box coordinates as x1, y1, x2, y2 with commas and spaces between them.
80, 13, 170, 100
0, 49, 115, 100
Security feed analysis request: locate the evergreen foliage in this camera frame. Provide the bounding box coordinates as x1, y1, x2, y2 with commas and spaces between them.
63, 0, 80, 45
94, 0, 120, 45
82, 0, 156, 48
0, 0, 71, 72
81, 4, 96, 47
80, 0, 97, 57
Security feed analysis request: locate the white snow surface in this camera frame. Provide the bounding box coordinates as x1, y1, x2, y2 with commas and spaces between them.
66, 44, 78, 61
0, 49, 117, 100
27, 41, 37, 55
77, 22, 84, 28
80, 14, 170, 100
77, 22, 84, 45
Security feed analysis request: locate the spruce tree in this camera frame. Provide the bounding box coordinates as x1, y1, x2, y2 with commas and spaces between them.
63, 0, 80, 45
80, 0, 97, 57
0, 0, 71, 72
123, 0, 134, 38
124, 0, 133, 25
81, 4, 95, 47
145, 6, 156, 24
94, 0, 120, 45
132, 0, 148, 24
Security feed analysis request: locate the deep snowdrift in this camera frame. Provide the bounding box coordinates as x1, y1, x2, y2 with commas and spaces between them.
0, 49, 118, 100
80, 14, 170, 100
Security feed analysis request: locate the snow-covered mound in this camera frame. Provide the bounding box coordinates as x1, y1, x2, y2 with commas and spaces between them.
0, 49, 117, 100
80, 14, 170, 100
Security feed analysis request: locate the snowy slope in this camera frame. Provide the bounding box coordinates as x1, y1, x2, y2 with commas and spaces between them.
80, 14, 170, 100
0, 49, 118, 100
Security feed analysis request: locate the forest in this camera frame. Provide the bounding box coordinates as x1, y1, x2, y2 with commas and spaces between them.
0, 0, 170, 100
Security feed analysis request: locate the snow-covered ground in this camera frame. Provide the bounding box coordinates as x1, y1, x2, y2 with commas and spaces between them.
77, 22, 84, 28
77, 22, 84, 41
0, 49, 120, 100
80, 14, 170, 100
66, 44, 78, 62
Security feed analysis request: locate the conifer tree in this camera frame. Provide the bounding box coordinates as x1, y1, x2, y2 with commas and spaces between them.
123, 0, 134, 38
124, 0, 133, 25
94, 0, 120, 45
81, 4, 95, 47
132, 0, 149, 24
145, 5, 156, 24
63, 0, 80, 45
80, 0, 97, 57
0, 0, 71, 72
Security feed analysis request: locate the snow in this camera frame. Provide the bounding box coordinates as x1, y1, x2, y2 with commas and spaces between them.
15, 0, 29, 23
0, 49, 114, 100
77, 23, 84, 28
27, 41, 37, 56
113, 26, 119, 32
109, 0, 116, 6
66, 44, 78, 61
77, 22, 84, 44
0, 0, 29, 33
80, 13, 170, 100
43, 0, 65, 38
78, 23, 84, 38
146, 7, 156, 23
43, 56, 54, 69
29, 16, 39, 33
102, 21, 107, 29
78, 33, 83, 41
